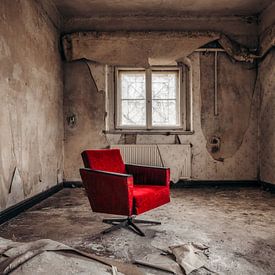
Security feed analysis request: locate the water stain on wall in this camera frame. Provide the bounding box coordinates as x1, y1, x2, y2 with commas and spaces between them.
63, 54, 258, 181
200, 52, 257, 161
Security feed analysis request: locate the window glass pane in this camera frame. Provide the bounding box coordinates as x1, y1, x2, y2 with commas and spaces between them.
121, 100, 146, 126
119, 71, 146, 126
152, 71, 179, 126
121, 72, 146, 99
152, 100, 177, 126
152, 72, 177, 99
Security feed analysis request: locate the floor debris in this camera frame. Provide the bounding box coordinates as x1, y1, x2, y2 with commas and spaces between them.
0, 238, 144, 275
134, 257, 178, 274
169, 243, 209, 274
134, 242, 212, 275
1, 188, 275, 274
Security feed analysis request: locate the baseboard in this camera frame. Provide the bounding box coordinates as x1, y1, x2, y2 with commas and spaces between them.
0, 183, 63, 225
261, 181, 275, 193
172, 180, 260, 189
0, 179, 272, 226
0, 181, 84, 225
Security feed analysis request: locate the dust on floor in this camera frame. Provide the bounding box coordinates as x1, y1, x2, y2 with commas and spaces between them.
0, 187, 274, 274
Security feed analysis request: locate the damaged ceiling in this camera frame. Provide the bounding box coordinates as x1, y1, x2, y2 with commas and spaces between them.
61, 31, 262, 66
52, 0, 273, 18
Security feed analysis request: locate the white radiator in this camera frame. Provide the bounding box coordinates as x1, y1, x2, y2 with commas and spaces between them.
111, 145, 162, 166
111, 144, 191, 181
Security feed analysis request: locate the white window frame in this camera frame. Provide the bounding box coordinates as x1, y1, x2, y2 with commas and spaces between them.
115, 66, 183, 130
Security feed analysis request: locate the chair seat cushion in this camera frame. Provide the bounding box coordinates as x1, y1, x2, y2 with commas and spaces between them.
133, 185, 170, 215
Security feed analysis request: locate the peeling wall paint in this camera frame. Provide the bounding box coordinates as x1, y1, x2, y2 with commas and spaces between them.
0, 0, 64, 210
62, 31, 260, 66
64, 53, 258, 181
63, 61, 108, 181
259, 49, 275, 185
200, 52, 257, 161
177, 54, 258, 180
62, 31, 219, 67
0, 0, 273, 211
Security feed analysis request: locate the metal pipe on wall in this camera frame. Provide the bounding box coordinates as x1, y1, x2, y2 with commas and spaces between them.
214, 51, 218, 116
196, 48, 220, 116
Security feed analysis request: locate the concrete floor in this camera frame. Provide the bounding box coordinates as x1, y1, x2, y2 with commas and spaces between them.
0, 187, 274, 274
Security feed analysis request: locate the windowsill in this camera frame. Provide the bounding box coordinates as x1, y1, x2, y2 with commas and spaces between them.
103, 129, 194, 135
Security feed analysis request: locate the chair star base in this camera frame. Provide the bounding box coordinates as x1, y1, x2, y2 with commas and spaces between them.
102, 216, 161, 236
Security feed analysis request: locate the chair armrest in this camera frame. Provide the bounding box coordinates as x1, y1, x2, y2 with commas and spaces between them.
79, 168, 134, 216
125, 164, 170, 187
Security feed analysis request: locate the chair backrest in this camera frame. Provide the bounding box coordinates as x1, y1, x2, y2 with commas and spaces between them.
81, 149, 126, 174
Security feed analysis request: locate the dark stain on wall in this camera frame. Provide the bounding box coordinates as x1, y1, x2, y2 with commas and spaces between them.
200, 52, 257, 160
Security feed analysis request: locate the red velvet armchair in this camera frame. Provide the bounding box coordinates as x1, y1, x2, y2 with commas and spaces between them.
80, 149, 170, 236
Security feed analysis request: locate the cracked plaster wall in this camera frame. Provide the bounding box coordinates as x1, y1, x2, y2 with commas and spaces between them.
0, 0, 273, 211
64, 52, 258, 181
259, 49, 275, 185
178, 54, 258, 180
63, 61, 108, 181
0, 0, 64, 210
258, 7, 275, 186
200, 52, 257, 161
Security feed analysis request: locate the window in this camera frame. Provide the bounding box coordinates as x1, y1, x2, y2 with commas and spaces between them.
116, 67, 182, 129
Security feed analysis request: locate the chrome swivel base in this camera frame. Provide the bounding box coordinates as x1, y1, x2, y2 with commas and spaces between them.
102, 216, 161, 236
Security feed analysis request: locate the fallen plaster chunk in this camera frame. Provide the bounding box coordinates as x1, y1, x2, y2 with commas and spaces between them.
134, 242, 211, 275
0, 238, 144, 275
134, 253, 182, 274
169, 243, 209, 274
9, 251, 118, 275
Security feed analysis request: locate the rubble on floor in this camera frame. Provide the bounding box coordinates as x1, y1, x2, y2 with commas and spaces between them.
0, 238, 143, 275
0, 188, 275, 274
